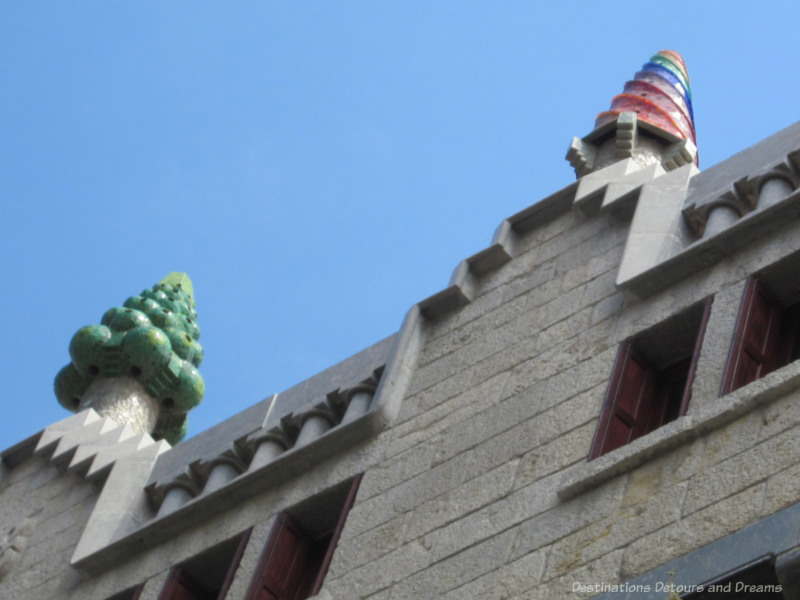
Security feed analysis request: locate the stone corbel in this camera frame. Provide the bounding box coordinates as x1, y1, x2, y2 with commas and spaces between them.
293, 401, 339, 447
661, 136, 698, 171
149, 463, 204, 510
247, 418, 297, 453
786, 149, 800, 175
196, 447, 249, 495
246, 419, 296, 472
567, 112, 699, 180
566, 136, 598, 179
340, 372, 382, 424
682, 177, 757, 237
752, 164, 798, 211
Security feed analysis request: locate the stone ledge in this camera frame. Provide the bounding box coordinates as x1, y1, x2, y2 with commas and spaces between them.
418, 236, 514, 324
505, 181, 578, 235
465, 243, 511, 277
558, 360, 800, 501
415, 179, 584, 326
619, 187, 800, 299
418, 285, 471, 321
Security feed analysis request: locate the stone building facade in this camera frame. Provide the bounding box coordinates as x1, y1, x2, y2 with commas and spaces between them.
3, 53, 800, 599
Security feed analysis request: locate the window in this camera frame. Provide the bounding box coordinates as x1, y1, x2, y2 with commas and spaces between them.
590, 299, 712, 459
721, 276, 800, 395
246, 474, 362, 600
159, 530, 251, 600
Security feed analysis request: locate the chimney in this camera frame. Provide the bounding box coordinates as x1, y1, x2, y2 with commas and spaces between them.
567, 50, 698, 178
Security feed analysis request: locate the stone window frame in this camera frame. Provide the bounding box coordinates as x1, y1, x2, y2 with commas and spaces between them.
245, 474, 362, 600
589, 298, 712, 460
559, 346, 800, 502
560, 262, 800, 501
158, 529, 251, 600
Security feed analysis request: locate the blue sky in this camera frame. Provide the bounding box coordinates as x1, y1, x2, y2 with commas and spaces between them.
2, 2, 798, 450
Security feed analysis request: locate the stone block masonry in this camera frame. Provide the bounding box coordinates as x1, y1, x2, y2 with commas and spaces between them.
317, 123, 800, 598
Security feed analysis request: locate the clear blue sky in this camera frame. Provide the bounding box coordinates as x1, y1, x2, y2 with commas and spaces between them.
2, 2, 798, 450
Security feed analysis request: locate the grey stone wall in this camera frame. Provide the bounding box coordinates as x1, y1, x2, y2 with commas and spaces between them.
320, 207, 630, 599
318, 205, 800, 598
0, 455, 96, 599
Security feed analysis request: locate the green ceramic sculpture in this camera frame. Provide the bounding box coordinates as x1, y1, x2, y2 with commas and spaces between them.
55, 273, 204, 444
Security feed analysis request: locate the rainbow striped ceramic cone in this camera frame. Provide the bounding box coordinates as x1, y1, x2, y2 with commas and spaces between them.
567, 50, 698, 178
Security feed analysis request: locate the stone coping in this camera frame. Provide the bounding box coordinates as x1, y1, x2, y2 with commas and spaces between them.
147, 335, 396, 488
619, 187, 800, 298
558, 359, 800, 501
72, 406, 382, 573
685, 120, 800, 209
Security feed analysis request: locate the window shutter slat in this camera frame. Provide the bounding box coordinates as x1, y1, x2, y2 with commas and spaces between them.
722, 278, 785, 394
744, 287, 775, 356
591, 343, 656, 458
721, 277, 758, 395
590, 342, 630, 459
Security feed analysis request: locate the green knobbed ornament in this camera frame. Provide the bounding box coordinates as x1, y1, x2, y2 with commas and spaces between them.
55, 273, 204, 444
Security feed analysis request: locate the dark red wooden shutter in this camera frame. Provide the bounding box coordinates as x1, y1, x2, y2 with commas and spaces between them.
722, 278, 785, 394
590, 342, 656, 458
246, 513, 312, 600
159, 568, 208, 600
246, 476, 363, 600
158, 529, 251, 600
